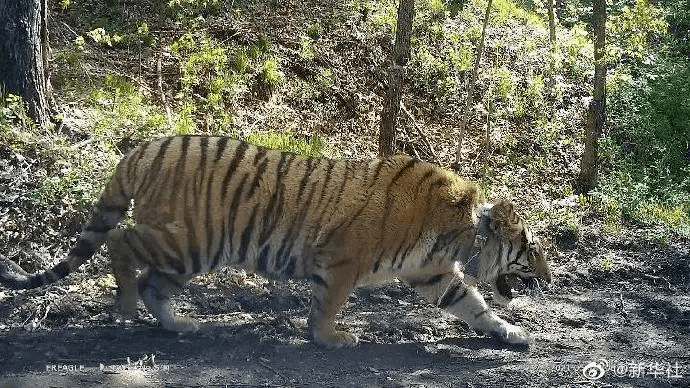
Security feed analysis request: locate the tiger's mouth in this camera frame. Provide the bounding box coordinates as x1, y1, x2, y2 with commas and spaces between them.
494, 273, 528, 304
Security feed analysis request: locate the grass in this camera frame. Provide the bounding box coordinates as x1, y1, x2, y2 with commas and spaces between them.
596, 53, 690, 235
247, 132, 331, 158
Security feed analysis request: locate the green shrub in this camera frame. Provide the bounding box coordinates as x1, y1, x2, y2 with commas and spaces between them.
597, 54, 690, 232
246, 132, 331, 158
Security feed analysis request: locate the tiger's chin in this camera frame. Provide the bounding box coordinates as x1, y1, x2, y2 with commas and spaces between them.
492, 273, 528, 306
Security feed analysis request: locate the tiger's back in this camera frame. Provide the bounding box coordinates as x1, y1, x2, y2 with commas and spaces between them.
120, 136, 470, 281
0, 135, 551, 348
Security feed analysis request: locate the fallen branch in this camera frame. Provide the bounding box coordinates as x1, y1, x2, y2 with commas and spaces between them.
400, 102, 438, 162
641, 273, 673, 290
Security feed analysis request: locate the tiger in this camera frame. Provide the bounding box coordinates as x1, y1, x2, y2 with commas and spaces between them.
0, 135, 551, 348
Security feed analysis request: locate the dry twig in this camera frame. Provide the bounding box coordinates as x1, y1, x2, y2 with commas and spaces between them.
400, 102, 438, 162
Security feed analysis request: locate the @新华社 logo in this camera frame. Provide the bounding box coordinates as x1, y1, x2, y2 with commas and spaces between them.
582, 359, 609, 380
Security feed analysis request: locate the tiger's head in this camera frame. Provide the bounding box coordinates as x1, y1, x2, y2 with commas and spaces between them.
474, 200, 552, 306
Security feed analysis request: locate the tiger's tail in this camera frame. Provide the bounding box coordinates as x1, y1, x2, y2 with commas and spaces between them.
0, 164, 131, 290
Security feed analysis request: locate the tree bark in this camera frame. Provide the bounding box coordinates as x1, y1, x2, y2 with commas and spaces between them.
578, 0, 606, 192
379, 0, 414, 157
0, 0, 53, 127
546, 0, 557, 98
547, 0, 556, 45
453, 0, 492, 166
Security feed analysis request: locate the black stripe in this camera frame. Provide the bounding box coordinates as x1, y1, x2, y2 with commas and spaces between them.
371, 158, 387, 182
113, 166, 129, 201
372, 251, 386, 273
161, 229, 185, 266
278, 159, 321, 270
514, 243, 526, 261
389, 222, 414, 269
413, 170, 435, 195
237, 204, 257, 263
52, 261, 71, 278
246, 157, 269, 199
199, 136, 209, 160
475, 309, 490, 319
214, 137, 230, 163
177, 136, 192, 176
274, 235, 294, 275
182, 165, 198, 274
331, 161, 355, 209
196, 137, 209, 203
389, 243, 406, 270
438, 284, 467, 309
126, 140, 150, 179
311, 160, 342, 229
423, 235, 447, 265
84, 221, 110, 234
258, 154, 295, 245
298, 158, 317, 199
190, 247, 201, 273
221, 141, 249, 201
426, 177, 450, 197
390, 158, 420, 186
257, 245, 270, 273
210, 228, 226, 270
280, 256, 295, 278
205, 144, 217, 270
310, 274, 328, 287
397, 238, 418, 269
227, 174, 249, 258
253, 146, 267, 165
135, 137, 173, 200
319, 159, 397, 249
123, 232, 159, 269
380, 159, 420, 231
318, 160, 336, 201
506, 241, 514, 260
70, 239, 95, 258
408, 274, 444, 288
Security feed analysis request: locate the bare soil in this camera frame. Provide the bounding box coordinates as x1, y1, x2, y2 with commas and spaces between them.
0, 246, 689, 388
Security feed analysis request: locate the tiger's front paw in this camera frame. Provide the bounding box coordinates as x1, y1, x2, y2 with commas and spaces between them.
312, 329, 359, 348
161, 317, 200, 333
492, 323, 531, 345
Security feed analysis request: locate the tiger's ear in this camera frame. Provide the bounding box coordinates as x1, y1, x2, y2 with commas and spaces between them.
488, 200, 524, 239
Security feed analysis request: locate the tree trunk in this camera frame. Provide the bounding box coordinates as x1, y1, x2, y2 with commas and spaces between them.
453, 0, 492, 166
379, 0, 414, 157
547, 0, 556, 44
578, 0, 606, 192
0, 0, 53, 127
546, 0, 557, 98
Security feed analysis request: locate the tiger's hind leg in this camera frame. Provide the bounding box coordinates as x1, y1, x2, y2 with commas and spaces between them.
107, 229, 142, 320
405, 269, 530, 345
308, 268, 359, 348
138, 269, 198, 332
107, 228, 197, 332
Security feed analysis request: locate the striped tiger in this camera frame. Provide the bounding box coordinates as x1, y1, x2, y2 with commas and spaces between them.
0, 136, 551, 347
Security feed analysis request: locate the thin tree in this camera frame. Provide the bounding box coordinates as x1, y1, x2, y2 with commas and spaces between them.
379, 0, 415, 157
578, 0, 606, 192
453, 0, 492, 167
546, 0, 557, 93
0, 0, 54, 126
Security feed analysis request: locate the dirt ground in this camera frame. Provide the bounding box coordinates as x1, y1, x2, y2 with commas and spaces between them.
1, 226, 689, 387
